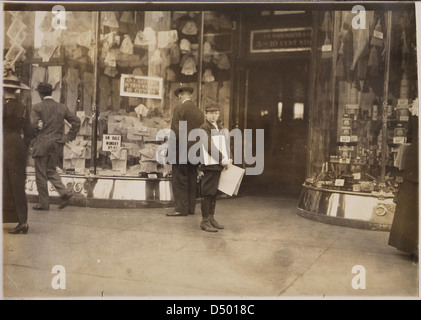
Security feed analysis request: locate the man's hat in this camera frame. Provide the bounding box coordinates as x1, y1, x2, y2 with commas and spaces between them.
205, 104, 220, 112
36, 82, 53, 93
3, 74, 30, 90
174, 84, 194, 97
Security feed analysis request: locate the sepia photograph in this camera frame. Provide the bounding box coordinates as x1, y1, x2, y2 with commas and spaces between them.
1, 0, 419, 303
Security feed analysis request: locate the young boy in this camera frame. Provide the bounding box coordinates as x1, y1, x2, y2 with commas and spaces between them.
199, 104, 230, 232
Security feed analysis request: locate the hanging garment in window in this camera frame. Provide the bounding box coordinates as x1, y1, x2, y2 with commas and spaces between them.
158, 30, 178, 48
149, 49, 163, 77
214, 53, 230, 70
181, 56, 197, 75
31, 66, 46, 104
64, 68, 80, 114
134, 27, 157, 49
179, 38, 191, 54
181, 20, 198, 35
47, 65, 62, 102
120, 11, 134, 24
83, 72, 94, 115
76, 30, 92, 48
102, 12, 119, 28
203, 68, 215, 82
169, 42, 181, 64
203, 42, 214, 63
120, 34, 134, 54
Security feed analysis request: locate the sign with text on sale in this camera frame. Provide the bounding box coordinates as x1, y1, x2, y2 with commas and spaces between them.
103, 134, 122, 151
120, 74, 163, 99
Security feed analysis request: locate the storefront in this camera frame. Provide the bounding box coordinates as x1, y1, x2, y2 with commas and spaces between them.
4, 5, 238, 207
297, 9, 418, 230
3, 2, 418, 224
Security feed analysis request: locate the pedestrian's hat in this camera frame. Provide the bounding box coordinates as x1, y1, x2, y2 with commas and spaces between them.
3, 74, 30, 90
174, 84, 194, 97
205, 104, 220, 112
36, 82, 53, 93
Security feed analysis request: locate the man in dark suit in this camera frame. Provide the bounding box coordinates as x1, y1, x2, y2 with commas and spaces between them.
30, 82, 81, 211
166, 84, 204, 217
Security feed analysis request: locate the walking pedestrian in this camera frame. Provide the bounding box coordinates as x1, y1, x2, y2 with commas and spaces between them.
30, 82, 81, 211
2, 72, 33, 234
166, 84, 204, 217
198, 104, 230, 232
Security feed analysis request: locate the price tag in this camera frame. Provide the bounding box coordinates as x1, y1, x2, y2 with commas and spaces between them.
346, 104, 359, 110
339, 146, 354, 151
335, 179, 345, 187
374, 30, 383, 39
340, 136, 351, 143
393, 137, 406, 144
322, 44, 332, 52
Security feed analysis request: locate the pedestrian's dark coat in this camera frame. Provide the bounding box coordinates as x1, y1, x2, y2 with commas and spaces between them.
2, 98, 33, 223
388, 114, 419, 255
30, 97, 81, 157
170, 98, 204, 215
171, 99, 204, 149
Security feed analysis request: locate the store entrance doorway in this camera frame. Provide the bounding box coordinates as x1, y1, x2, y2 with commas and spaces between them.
242, 59, 310, 196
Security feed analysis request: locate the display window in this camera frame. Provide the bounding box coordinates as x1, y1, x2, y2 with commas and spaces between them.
5, 10, 235, 178
305, 10, 418, 196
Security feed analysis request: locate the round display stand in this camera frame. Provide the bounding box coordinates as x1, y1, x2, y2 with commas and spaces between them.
297, 184, 396, 231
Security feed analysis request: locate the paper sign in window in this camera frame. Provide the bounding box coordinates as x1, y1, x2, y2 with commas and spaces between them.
120, 74, 163, 99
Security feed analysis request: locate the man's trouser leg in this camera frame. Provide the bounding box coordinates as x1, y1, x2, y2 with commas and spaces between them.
172, 163, 189, 215
187, 163, 198, 214
35, 154, 70, 209
46, 153, 70, 197
34, 156, 51, 209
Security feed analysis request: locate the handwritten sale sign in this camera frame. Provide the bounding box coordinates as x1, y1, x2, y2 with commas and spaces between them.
120, 74, 163, 99
103, 134, 121, 151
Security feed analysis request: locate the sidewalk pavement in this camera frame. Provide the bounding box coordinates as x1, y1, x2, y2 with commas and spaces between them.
1, 195, 419, 299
